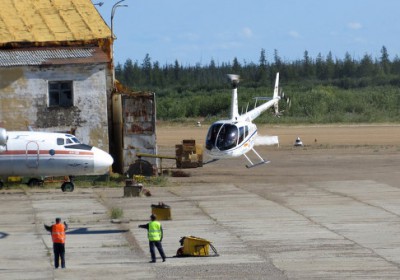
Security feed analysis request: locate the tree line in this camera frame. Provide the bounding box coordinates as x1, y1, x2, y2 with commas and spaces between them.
115, 46, 400, 123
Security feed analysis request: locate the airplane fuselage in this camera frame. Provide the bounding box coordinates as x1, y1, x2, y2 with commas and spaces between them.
0, 130, 113, 178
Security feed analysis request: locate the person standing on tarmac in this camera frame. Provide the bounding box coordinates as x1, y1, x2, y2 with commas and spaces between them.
138, 214, 167, 263
44, 217, 68, 269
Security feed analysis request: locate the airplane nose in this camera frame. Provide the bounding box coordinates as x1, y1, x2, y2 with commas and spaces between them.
92, 147, 114, 174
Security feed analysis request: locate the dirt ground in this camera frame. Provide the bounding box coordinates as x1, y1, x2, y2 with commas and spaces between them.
156, 124, 400, 187
157, 123, 400, 147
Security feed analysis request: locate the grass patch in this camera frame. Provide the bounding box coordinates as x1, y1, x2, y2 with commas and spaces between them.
110, 207, 124, 219
131, 175, 169, 187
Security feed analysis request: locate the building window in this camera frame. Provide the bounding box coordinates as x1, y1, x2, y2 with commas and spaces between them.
48, 81, 73, 107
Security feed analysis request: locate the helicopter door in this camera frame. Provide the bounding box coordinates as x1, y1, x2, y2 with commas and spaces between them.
26, 141, 39, 168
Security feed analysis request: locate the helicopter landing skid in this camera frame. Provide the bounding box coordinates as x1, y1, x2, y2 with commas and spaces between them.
244, 148, 270, 168
203, 159, 219, 165
246, 160, 270, 169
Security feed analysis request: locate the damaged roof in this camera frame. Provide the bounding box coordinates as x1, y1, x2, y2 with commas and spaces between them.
0, 47, 109, 67
0, 0, 111, 46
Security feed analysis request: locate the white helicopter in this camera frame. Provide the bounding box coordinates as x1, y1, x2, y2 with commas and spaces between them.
0, 128, 113, 191
205, 72, 287, 168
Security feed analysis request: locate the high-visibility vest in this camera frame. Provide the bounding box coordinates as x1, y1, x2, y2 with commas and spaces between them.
51, 223, 66, 244
148, 221, 162, 241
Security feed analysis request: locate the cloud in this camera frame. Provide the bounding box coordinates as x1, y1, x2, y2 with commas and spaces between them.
348, 22, 362, 30
240, 27, 253, 38
288, 30, 301, 38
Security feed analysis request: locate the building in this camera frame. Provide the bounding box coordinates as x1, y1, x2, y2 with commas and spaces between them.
0, 0, 112, 151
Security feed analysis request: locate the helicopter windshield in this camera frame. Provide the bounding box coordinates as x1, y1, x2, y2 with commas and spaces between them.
206, 123, 239, 151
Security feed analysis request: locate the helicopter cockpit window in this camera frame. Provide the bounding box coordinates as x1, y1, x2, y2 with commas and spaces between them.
206, 123, 223, 150
216, 124, 239, 151
206, 123, 239, 151
238, 126, 245, 144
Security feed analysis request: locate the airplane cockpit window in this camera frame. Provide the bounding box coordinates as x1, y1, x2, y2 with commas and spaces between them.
71, 137, 80, 143
57, 138, 64, 145
63, 135, 81, 146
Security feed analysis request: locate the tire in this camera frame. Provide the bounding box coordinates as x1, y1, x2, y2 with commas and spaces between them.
127, 159, 154, 177
61, 182, 74, 192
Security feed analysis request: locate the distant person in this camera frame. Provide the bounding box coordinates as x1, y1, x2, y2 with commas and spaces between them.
138, 214, 166, 263
44, 218, 68, 269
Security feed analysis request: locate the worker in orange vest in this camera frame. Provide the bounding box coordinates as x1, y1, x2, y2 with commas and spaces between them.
44, 217, 68, 269
139, 214, 167, 263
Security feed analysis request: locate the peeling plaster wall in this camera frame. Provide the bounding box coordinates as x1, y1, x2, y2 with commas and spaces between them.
0, 64, 110, 151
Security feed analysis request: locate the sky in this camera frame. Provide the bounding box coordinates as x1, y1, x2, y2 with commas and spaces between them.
96, 0, 400, 67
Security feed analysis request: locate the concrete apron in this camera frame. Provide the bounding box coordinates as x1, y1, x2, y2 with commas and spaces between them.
2, 179, 400, 279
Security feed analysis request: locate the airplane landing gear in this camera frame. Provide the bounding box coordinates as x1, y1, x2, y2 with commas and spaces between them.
61, 176, 74, 192
28, 178, 44, 187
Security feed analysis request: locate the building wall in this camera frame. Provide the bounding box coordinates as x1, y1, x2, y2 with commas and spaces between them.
111, 92, 157, 174
0, 63, 110, 151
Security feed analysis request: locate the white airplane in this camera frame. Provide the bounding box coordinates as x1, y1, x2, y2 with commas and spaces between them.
205, 72, 287, 168
0, 128, 113, 191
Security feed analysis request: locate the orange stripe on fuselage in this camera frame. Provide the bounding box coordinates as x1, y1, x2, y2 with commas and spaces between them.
1, 150, 94, 156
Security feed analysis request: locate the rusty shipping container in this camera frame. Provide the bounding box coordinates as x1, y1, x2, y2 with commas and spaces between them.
111, 92, 157, 175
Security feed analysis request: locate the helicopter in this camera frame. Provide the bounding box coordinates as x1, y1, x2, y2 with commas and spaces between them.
205, 72, 288, 168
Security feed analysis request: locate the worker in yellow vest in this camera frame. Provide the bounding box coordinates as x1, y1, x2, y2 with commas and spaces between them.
139, 214, 167, 263
44, 217, 68, 269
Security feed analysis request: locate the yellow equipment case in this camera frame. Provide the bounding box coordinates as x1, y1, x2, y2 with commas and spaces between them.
176, 236, 218, 257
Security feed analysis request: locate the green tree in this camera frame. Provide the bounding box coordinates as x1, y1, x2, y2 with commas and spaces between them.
358, 54, 376, 78
232, 57, 241, 74
257, 48, 268, 84
123, 59, 134, 88
380, 45, 390, 74
142, 53, 152, 85
302, 50, 313, 78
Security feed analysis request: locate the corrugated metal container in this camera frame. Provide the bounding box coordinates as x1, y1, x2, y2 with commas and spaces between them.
182, 236, 211, 256
112, 92, 157, 174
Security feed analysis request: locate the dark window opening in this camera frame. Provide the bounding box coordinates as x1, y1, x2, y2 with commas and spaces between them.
49, 81, 73, 107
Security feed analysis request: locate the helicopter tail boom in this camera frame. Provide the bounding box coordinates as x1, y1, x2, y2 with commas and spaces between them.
241, 72, 280, 122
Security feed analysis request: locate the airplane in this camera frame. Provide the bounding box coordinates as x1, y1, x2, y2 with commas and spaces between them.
0, 128, 113, 192
205, 72, 288, 168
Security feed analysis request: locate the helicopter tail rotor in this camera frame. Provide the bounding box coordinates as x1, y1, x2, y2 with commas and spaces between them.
274, 89, 291, 117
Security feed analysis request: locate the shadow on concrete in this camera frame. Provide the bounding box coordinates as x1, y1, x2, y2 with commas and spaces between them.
0, 232, 9, 239
68, 228, 129, 235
